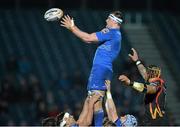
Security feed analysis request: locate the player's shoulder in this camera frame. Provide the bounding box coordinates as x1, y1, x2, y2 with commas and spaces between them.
110, 29, 121, 38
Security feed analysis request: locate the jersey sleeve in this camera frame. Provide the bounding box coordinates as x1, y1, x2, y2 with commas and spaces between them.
96, 29, 111, 43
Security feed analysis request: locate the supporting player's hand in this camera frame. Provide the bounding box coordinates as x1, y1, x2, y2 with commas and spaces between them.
60, 15, 74, 30
118, 75, 130, 86
105, 80, 111, 92
89, 93, 101, 104
128, 48, 139, 62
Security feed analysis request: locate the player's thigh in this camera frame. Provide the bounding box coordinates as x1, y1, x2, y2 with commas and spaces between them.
88, 65, 113, 90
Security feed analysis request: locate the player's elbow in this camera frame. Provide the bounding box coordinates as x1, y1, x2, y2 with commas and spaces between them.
82, 37, 94, 43
82, 38, 93, 43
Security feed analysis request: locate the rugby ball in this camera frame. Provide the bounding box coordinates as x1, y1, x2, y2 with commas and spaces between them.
44, 8, 63, 21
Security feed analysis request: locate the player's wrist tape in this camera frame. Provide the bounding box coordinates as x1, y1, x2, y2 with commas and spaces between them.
129, 80, 134, 86
132, 82, 147, 93
106, 91, 112, 99
136, 60, 141, 66
69, 26, 75, 31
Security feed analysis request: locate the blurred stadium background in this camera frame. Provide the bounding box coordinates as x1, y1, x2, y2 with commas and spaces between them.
0, 0, 179, 125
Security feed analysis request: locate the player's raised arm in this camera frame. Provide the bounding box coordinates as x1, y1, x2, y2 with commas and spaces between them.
76, 97, 90, 125
60, 15, 99, 43
129, 48, 148, 81
105, 80, 119, 122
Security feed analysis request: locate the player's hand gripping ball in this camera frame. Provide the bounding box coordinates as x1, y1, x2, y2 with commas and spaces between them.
44, 8, 63, 21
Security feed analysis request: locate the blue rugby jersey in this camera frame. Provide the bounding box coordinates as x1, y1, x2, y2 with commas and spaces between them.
94, 27, 121, 71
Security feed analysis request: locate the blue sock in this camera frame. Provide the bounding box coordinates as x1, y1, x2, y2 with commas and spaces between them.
94, 109, 104, 126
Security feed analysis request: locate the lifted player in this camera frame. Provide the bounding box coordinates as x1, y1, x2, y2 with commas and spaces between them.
61, 11, 123, 126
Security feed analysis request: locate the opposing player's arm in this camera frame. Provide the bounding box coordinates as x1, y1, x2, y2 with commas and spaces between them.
60, 15, 98, 43
105, 80, 119, 122
136, 62, 148, 81
119, 75, 157, 94
129, 48, 148, 81
130, 82, 157, 94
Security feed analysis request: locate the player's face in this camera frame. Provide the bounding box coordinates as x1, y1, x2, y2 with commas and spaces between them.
106, 16, 115, 28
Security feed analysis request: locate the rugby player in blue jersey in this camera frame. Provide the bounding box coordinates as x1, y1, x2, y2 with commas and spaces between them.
61, 11, 122, 126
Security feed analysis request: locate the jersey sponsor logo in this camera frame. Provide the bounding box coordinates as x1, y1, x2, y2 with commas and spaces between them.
101, 28, 109, 33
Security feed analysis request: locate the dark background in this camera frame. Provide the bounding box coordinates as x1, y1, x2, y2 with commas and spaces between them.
0, 0, 179, 13
0, 0, 179, 126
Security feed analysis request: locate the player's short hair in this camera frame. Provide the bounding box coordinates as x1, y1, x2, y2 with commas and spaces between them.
111, 11, 123, 21
147, 65, 161, 79
42, 117, 56, 126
